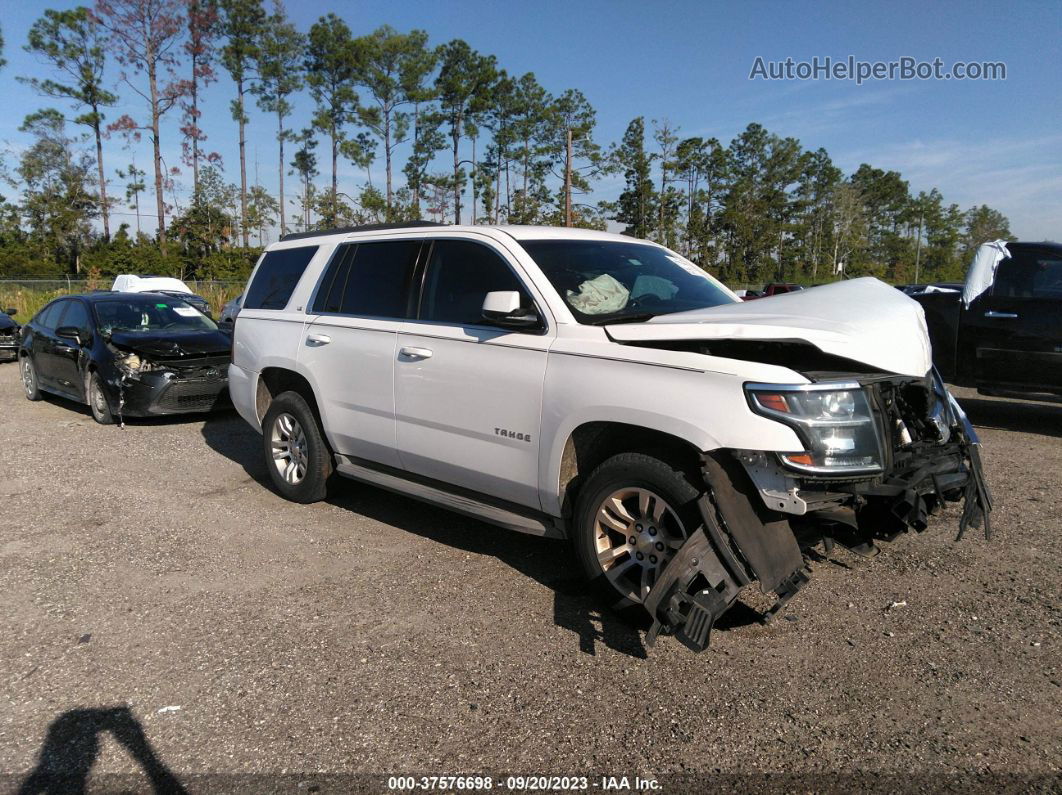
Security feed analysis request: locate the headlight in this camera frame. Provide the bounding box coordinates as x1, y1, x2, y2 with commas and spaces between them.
746, 382, 883, 474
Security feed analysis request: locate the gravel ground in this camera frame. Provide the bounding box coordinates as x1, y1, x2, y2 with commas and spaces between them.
0, 362, 1059, 792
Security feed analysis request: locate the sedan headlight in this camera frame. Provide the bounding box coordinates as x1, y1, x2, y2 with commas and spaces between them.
746, 382, 883, 474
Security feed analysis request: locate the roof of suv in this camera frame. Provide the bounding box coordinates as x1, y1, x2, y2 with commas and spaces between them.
273, 223, 636, 247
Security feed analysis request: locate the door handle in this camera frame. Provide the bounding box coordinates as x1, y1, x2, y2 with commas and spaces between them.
306, 333, 332, 345
399, 346, 433, 360
984, 310, 1019, 319
55, 344, 76, 354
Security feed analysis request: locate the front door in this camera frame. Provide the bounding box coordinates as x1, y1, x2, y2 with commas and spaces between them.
394, 239, 550, 510
52, 299, 93, 397
966, 245, 1062, 391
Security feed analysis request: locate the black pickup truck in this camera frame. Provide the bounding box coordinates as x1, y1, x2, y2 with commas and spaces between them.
914, 241, 1062, 398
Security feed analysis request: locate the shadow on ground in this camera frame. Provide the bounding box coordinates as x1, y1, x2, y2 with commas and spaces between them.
955, 395, 1062, 438
200, 413, 761, 658
18, 706, 186, 794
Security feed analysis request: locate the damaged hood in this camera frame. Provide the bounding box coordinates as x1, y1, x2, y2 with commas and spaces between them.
607, 277, 932, 377
109, 328, 231, 359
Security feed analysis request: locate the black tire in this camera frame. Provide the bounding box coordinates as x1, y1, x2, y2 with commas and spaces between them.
261, 390, 334, 504
20, 355, 41, 401
573, 452, 704, 609
86, 371, 114, 425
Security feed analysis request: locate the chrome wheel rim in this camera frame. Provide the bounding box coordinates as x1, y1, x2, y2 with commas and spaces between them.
20, 358, 34, 397
593, 487, 687, 603
271, 413, 308, 485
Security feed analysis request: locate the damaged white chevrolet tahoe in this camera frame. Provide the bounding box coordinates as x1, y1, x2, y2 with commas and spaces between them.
230, 223, 991, 651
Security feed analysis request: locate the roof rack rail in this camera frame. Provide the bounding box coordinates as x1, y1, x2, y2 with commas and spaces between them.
278, 221, 445, 242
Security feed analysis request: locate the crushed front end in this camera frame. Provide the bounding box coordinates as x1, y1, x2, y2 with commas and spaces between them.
0, 325, 19, 362
110, 349, 231, 419
644, 370, 991, 651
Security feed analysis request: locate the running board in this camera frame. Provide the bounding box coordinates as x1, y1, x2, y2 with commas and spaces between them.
334, 457, 564, 539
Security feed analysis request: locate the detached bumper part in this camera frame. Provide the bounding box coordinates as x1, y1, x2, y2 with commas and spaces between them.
643, 527, 737, 652
644, 453, 809, 652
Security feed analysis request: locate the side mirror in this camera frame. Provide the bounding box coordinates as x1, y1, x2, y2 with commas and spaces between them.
4, 307, 15, 316
55, 326, 85, 345
482, 291, 541, 330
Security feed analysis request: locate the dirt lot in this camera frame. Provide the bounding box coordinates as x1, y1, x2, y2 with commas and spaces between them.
0, 361, 1059, 792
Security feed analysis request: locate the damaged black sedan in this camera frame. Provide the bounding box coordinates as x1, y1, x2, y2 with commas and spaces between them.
19, 292, 231, 424
0, 307, 19, 363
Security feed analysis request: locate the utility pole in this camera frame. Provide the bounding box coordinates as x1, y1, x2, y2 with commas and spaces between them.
564, 128, 573, 227
914, 207, 924, 283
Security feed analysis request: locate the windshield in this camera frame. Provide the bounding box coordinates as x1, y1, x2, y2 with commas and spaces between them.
94, 298, 218, 335
521, 240, 736, 324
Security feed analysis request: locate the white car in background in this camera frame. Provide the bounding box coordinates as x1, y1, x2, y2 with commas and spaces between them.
228, 223, 991, 651
111, 274, 214, 317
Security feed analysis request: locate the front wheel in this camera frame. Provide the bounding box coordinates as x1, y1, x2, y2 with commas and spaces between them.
87, 371, 114, 425
20, 356, 41, 401
261, 391, 334, 503
573, 452, 703, 607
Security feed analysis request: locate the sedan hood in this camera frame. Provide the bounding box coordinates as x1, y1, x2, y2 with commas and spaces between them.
109, 328, 231, 359
607, 277, 932, 377
0, 315, 17, 331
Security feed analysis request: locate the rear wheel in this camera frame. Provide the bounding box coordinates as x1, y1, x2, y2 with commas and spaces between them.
87, 371, 114, 425
20, 356, 41, 401
262, 391, 334, 503
573, 453, 703, 607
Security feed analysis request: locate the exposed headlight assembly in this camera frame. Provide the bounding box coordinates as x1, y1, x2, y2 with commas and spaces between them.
116, 352, 163, 376
746, 382, 883, 474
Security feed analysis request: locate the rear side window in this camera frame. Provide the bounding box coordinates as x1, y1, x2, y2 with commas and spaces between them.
994, 250, 1062, 299
419, 240, 531, 325
312, 240, 421, 318
244, 246, 319, 310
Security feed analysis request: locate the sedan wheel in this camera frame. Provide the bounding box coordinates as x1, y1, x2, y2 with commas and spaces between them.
21, 356, 41, 401
592, 486, 688, 603
270, 412, 309, 485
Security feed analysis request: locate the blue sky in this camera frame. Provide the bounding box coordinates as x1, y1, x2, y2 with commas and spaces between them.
1, 0, 1059, 242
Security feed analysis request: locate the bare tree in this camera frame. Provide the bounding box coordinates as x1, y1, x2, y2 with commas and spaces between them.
94, 0, 186, 253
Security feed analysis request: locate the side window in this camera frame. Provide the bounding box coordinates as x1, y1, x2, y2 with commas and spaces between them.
244, 246, 319, 310
993, 251, 1062, 299
312, 240, 421, 318
36, 301, 66, 330
419, 240, 532, 326
58, 301, 92, 335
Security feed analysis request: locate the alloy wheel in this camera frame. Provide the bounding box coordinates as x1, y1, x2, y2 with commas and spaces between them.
592, 487, 687, 603
271, 412, 309, 485
21, 358, 35, 398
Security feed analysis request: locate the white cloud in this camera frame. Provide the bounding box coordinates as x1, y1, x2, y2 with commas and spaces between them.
833, 134, 1062, 240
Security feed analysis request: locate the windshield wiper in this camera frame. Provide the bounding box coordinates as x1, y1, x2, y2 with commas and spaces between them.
586, 312, 656, 326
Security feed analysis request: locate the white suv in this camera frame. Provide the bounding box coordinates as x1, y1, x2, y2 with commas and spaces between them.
230, 223, 990, 649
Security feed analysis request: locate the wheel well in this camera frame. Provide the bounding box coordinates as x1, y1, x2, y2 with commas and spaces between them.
559, 422, 704, 516
256, 367, 323, 426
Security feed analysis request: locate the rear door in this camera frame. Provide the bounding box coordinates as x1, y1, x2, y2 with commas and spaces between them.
299, 239, 424, 469
393, 238, 550, 510
966, 245, 1062, 390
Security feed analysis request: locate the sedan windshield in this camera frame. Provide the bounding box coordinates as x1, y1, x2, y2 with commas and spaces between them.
521, 240, 736, 324
94, 298, 218, 335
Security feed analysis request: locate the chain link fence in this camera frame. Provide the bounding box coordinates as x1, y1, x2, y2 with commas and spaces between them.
0, 280, 246, 319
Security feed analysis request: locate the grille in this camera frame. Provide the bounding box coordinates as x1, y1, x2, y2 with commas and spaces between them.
156, 377, 228, 412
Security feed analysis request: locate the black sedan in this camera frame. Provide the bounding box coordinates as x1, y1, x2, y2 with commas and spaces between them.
0, 307, 18, 362
19, 292, 231, 424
